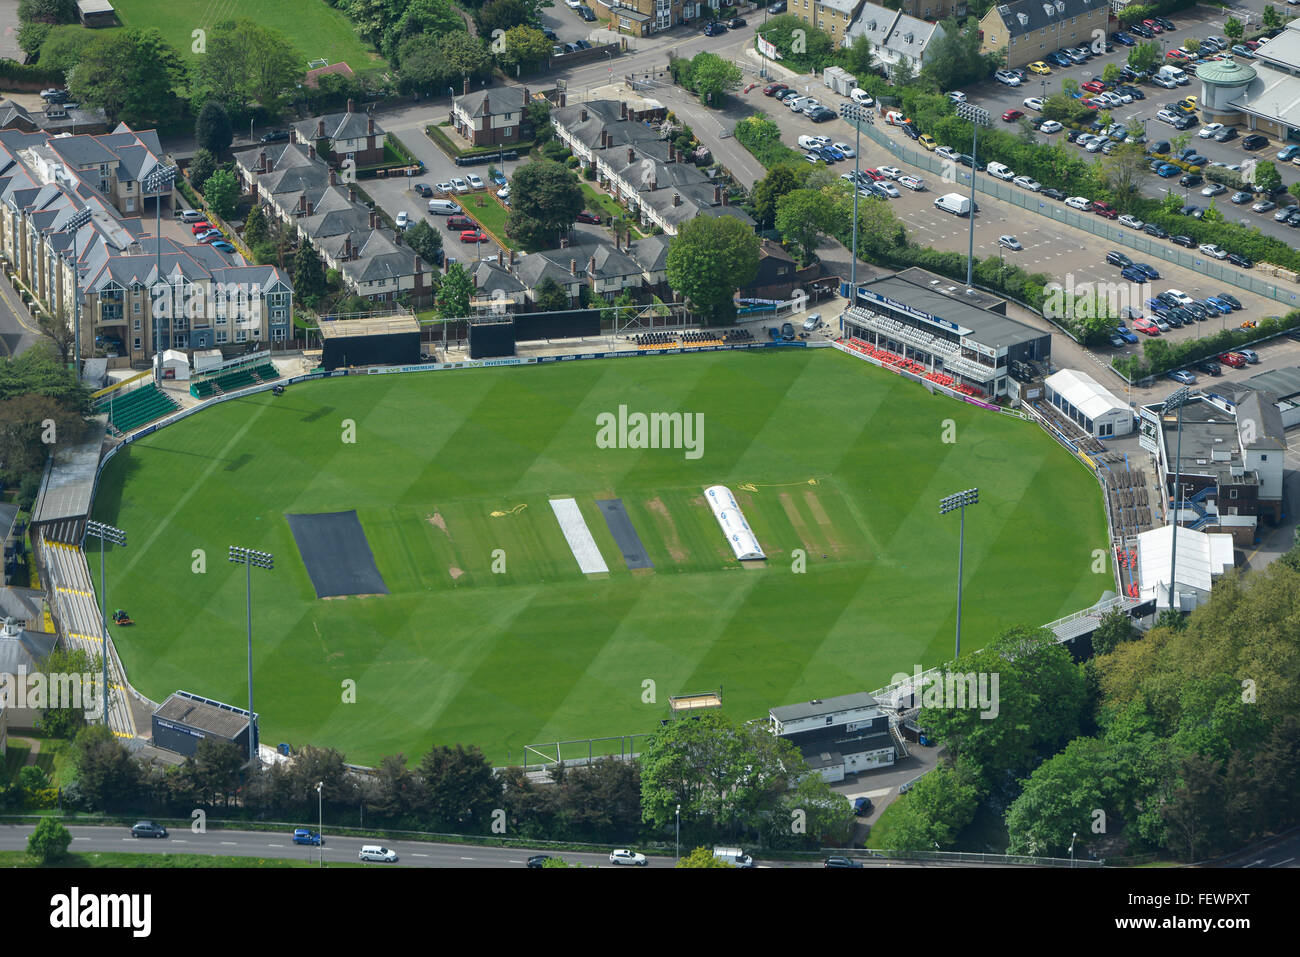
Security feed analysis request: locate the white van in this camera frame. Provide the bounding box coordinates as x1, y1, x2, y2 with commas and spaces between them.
428, 199, 460, 215
850, 88, 874, 107
885, 110, 908, 126
986, 162, 1015, 181
713, 846, 756, 868
934, 192, 972, 216
1157, 65, 1188, 86
359, 845, 399, 862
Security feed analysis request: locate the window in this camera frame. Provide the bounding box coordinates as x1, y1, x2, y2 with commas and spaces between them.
133, 319, 141, 331
1261, 454, 1268, 461
1230, 488, 1238, 499
133, 301, 140, 314
272, 327, 286, 342
216, 331, 227, 344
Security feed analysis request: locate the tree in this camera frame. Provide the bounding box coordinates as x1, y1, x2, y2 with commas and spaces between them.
478, 0, 532, 37
676, 846, 733, 867
1161, 752, 1227, 861
382, 0, 467, 62
19, 0, 77, 23
204, 169, 239, 221
775, 188, 840, 265
921, 626, 1089, 788
1102, 62, 1121, 86
1104, 141, 1151, 206
190, 739, 245, 807
751, 164, 809, 228
36, 310, 74, 367
1253, 160, 1281, 192
35, 24, 92, 75
897, 764, 980, 848
690, 52, 742, 107
435, 263, 474, 318
0, 393, 84, 482
533, 276, 568, 312
1224, 17, 1243, 43
68, 28, 187, 127
664, 215, 759, 325
1128, 41, 1161, 75
1263, 6, 1283, 31
293, 240, 328, 307
1090, 608, 1136, 657
505, 160, 584, 249
18, 21, 51, 59
921, 17, 994, 91
27, 818, 72, 864
500, 25, 552, 73
36, 646, 98, 738
71, 723, 140, 811
243, 203, 269, 248
438, 31, 493, 81
196, 101, 234, 156
406, 220, 444, 266
188, 149, 219, 193
396, 35, 451, 94
414, 744, 501, 830
853, 196, 908, 261
843, 34, 875, 78
638, 711, 799, 836
192, 20, 304, 115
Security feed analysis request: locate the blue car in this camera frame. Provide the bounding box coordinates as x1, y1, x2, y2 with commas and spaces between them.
1115, 324, 1139, 343
1135, 263, 1160, 280
823, 145, 846, 161
1206, 296, 1234, 313
1046, 51, 1071, 67
1146, 297, 1165, 312
1112, 32, 1136, 46
210, 240, 236, 253
816, 146, 839, 162
491, 171, 508, 186
1156, 163, 1180, 177
1120, 265, 1149, 283
292, 828, 322, 846
1278, 145, 1300, 162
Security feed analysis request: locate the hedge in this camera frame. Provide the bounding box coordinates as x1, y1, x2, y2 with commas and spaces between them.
0, 60, 64, 85
1113, 311, 1300, 379
734, 114, 805, 169
424, 123, 534, 161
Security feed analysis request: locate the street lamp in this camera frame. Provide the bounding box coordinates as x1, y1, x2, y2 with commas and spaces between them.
83, 520, 125, 727
65, 206, 93, 377
1069, 831, 1077, 867
228, 546, 273, 765
939, 488, 979, 661
1161, 387, 1194, 612
840, 103, 872, 296
676, 803, 681, 860
143, 164, 177, 385
954, 103, 991, 292
317, 781, 324, 869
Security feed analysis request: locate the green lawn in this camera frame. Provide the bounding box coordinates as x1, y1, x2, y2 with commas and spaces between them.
579, 183, 645, 239
110, 0, 383, 72
3, 733, 74, 787
90, 350, 1108, 766
462, 194, 513, 249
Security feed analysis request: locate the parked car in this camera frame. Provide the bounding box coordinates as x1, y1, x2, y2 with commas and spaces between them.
1197, 360, 1223, 376
1172, 234, 1196, 248
258, 129, 288, 143
1118, 214, 1144, 230
578, 4, 597, 20
395, 211, 410, 229
1242, 134, 1269, 150
1065, 196, 1093, 210
1106, 250, 1133, 268
1216, 292, 1242, 309
1002, 108, 1024, 122
897, 175, 924, 191
1013, 175, 1041, 191
210, 240, 236, 253
1227, 252, 1253, 268
1027, 61, 1052, 75
459, 229, 490, 243
1143, 223, 1169, 238
727, 16, 746, 27
575, 210, 602, 224
1022, 96, 1044, 111
1169, 369, 1197, 385
413, 182, 433, 197
1237, 348, 1260, 364
1219, 352, 1247, 368
451, 178, 469, 193
995, 69, 1022, 86
998, 235, 1022, 250
1199, 243, 1228, 259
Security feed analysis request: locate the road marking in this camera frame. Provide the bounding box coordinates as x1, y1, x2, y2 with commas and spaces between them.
1269, 857, 1295, 867
73, 837, 90, 841
460, 856, 475, 860
411, 853, 429, 858
221, 841, 237, 845
266, 843, 284, 848
508, 859, 524, 864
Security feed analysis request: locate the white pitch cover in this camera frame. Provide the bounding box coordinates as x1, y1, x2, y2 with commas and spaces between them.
550, 498, 610, 574
704, 485, 766, 561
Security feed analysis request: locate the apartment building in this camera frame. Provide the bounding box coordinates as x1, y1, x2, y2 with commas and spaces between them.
789, 0, 866, 43
843, 3, 946, 77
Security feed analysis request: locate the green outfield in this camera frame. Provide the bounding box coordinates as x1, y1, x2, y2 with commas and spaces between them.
90, 349, 1109, 765
110, 0, 383, 72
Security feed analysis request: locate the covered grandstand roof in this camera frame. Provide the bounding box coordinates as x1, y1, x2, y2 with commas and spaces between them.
857, 275, 1043, 348
1137, 524, 1235, 610
1045, 368, 1129, 420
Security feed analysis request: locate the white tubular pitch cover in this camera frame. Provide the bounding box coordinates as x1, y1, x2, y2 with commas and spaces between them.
704, 485, 766, 561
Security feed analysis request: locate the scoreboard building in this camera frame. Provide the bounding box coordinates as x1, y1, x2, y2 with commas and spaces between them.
842, 271, 1052, 399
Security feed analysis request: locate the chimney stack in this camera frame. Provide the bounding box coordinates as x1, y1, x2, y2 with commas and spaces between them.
329, 169, 337, 186
305, 201, 314, 216
668, 145, 675, 163
347, 98, 355, 113
349, 185, 357, 203
497, 251, 503, 266
722, 191, 729, 207
258, 149, 268, 172
588, 254, 596, 277
650, 175, 657, 191
673, 192, 681, 206
414, 255, 421, 274
344, 235, 351, 260
369, 210, 377, 229
298, 195, 307, 214
394, 229, 402, 245
308, 144, 316, 160
627, 147, 635, 164
483, 94, 490, 116
570, 258, 577, 276
620, 101, 628, 121
368, 115, 375, 135
317, 119, 325, 138
714, 185, 721, 204
560, 93, 566, 107
509, 248, 516, 266
582, 108, 589, 122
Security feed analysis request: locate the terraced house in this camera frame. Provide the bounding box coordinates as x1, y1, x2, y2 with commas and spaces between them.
0, 124, 289, 366
979, 0, 1111, 70
234, 141, 434, 306
292, 99, 386, 169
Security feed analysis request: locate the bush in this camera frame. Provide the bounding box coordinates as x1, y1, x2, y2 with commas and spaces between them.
734, 114, 804, 169
27, 817, 72, 863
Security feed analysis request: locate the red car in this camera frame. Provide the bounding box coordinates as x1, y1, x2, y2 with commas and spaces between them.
446, 214, 474, 229
861, 167, 884, 181
1093, 201, 1118, 219
1219, 352, 1246, 368
1143, 18, 1162, 32
1167, 49, 1190, 61
190, 222, 213, 234
1081, 99, 1101, 110
459, 229, 489, 243
763, 83, 788, 96
576, 210, 602, 224
1080, 80, 1106, 94
1001, 109, 1024, 122
1134, 319, 1161, 336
